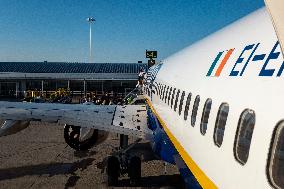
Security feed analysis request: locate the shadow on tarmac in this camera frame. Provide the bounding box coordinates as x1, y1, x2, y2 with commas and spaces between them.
73, 150, 97, 158
0, 158, 95, 188
117, 174, 185, 189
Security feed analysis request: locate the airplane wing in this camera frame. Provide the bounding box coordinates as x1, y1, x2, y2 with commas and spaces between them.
0, 101, 152, 139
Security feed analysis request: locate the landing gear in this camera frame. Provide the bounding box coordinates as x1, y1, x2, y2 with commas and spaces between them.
128, 156, 141, 186
106, 134, 142, 186
106, 155, 142, 186
107, 156, 120, 186
64, 124, 98, 151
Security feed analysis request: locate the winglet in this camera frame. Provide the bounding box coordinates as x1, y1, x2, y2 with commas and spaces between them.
265, 0, 284, 55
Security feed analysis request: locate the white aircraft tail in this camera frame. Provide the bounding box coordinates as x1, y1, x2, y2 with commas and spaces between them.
265, 0, 284, 54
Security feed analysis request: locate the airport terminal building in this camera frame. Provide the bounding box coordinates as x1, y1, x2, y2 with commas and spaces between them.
0, 62, 147, 98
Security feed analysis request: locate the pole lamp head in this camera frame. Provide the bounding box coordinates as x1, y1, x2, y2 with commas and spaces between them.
87, 17, 95, 23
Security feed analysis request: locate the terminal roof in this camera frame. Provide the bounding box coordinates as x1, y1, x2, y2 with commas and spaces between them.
0, 62, 147, 74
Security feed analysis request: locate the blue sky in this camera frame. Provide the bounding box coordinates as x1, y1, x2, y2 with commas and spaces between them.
0, 0, 264, 63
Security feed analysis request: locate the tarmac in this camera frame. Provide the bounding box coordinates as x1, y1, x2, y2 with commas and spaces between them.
0, 121, 185, 189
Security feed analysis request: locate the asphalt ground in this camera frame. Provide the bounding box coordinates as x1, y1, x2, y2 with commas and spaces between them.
0, 121, 185, 189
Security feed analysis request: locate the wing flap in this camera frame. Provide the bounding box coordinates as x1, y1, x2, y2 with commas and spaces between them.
113, 105, 147, 131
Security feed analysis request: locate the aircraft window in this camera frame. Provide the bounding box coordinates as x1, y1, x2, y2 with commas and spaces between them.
174, 89, 180, 112
160, 84, 162, 97
156, 84, 159, 97
184, 93, 192, 121
156, 83, 159, 95
158, 84, 161, 98
191, 95, 200, 127
214, 103, 229, 147
161, 85, 166, 100
200, 98, 212, 135
164, 86, 169, 103
160, 85, 163, 99
162, 85, 167, 100
161, 84, 164, 99
179, 91, 185, 115
234, 109, 255, 165
268, 121, 284, 189
160, 85, 162, 97
168, 87, 172, 105
171, 88, 176, 109
161, 85, 164, 98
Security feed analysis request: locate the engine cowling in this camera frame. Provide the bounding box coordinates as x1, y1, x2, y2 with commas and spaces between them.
64, 124, 109, 151
0, 120, 30, 137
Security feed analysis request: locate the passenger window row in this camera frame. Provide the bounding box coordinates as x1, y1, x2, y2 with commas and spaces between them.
153, 82, 283, 188
155, 83, 254, 164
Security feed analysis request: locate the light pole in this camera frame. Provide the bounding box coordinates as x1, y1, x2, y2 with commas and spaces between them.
87, 17, 95, 63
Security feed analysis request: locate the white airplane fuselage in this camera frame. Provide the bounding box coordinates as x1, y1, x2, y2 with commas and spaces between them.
0, 5, 282, 189
145, 7, 283, 188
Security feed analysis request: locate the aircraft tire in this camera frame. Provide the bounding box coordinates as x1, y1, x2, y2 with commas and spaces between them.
64, 125, 98, 151
107, 156, 120, 186
128, 156, 141, 186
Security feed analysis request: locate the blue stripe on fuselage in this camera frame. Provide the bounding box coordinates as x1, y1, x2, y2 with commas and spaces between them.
146, 104, 201, 189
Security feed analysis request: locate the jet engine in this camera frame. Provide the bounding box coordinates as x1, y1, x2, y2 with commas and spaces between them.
64, 124, 109, 151
0, 120, 30, 137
